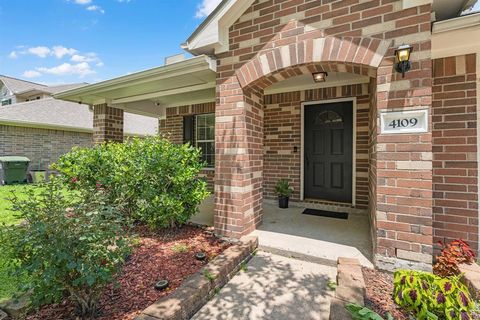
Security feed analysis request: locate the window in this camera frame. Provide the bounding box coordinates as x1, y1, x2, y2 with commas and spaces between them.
195, 113, 215, 168
315, 110, 343, 125
1, 99, 12, 106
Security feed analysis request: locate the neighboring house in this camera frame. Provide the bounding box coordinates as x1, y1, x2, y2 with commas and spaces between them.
56, 0, 480, 271
0, 75, 158, 170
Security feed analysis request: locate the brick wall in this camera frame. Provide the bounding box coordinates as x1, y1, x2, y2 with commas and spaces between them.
215, 0, 434, 268
264, 83, 371, 209
160, 102, 216, 189
0, 124, 91, 170
432, 54, 478, 253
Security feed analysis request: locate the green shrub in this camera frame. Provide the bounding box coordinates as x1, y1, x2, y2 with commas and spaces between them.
53, 136, 210, 228
0, 180, 131, 319
393, 269, 475, 320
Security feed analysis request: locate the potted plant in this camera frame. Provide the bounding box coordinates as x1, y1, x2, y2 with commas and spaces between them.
275, 179, 293, 209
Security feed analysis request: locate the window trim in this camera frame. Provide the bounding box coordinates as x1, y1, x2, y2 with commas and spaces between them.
195, 113, 215, 169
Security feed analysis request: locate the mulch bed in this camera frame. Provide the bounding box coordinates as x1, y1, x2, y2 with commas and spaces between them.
362, 267, 410, 320
28, 224, 229, 320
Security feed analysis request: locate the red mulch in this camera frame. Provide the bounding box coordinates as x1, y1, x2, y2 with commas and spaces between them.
28, 225, 229, 320
362, 267, 410, 320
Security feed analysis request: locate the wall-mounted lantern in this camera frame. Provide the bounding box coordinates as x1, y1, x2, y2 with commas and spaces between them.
394, 45, 413, 78
312, 72, 328, 83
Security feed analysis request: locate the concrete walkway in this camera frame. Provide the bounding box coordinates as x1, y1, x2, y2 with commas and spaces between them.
192, 251, 337, 320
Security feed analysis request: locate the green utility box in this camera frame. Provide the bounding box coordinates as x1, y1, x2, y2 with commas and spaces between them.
0, 156, 30, 185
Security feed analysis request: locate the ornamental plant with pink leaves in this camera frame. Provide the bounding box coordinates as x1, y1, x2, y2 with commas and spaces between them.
393, 270, 475, 320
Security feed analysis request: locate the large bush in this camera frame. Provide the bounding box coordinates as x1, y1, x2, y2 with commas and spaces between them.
393, 269, 475, 320
0, 180, 131, 319
53, 136, 210, 228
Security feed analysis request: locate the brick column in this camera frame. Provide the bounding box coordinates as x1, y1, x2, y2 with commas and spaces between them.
373, 7, 434, 270
93, 104, 124, 144
214, 77, 264, 238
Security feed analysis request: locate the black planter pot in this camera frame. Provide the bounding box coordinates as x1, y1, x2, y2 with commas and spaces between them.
278, 196, 289, 209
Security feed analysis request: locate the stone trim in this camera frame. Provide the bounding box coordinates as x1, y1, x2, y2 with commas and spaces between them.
236, 36, 391, 89
459, 263, 480, 300
329, 257, 366, 320
135, 236, 258, 320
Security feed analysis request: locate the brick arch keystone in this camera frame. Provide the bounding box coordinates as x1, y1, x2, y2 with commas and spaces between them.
236, 36, 392, 89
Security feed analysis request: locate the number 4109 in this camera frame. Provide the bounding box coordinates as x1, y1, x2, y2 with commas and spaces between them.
388, 118, 418, 129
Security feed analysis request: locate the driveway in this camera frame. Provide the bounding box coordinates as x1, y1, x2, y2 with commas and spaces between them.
192, 251, 337, 320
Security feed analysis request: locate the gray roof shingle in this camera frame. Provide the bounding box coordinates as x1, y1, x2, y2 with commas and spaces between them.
0, 75, 47, 94
0, 98, 158, 136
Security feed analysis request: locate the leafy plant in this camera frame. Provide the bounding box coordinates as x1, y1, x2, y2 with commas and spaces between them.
203, 269, 216, 281
393, 269, 475, 320
345, 304, 391, 320
0, 180, 132, 319
53, 136, 210, 228
275, 179, 293, 197
433, 239, 476, 277
172, 243, 189, 253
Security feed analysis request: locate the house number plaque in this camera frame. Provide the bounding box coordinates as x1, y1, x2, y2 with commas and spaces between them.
380, 109, 428, 134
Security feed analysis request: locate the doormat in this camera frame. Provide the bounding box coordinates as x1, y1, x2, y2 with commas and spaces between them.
302, 208, 349, 220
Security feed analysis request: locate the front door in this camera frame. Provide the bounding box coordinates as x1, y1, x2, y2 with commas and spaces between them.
304, 102, 353, 203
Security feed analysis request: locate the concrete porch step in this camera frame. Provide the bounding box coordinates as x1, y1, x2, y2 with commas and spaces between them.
251, 229, 374, 268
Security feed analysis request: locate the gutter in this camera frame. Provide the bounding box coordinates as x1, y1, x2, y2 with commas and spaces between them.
433, 12, 480, 33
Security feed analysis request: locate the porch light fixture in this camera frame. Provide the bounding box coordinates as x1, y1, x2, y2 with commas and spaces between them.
394, 44, 413, 78
313, 72, 328, 83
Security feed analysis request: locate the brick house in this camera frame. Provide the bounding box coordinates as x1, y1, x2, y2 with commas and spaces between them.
57, 0, 480, 270
0, 75, 158, 171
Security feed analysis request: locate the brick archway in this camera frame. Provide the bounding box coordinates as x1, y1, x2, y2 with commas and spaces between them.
235, 36, 391, 89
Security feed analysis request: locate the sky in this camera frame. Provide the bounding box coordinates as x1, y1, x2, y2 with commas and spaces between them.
0, 0, 222, 85
1, 0, 479, 86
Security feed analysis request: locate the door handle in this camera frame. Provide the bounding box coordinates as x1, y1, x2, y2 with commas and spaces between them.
305, 153, 310, 167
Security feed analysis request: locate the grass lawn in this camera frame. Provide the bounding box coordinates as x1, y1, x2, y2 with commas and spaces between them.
0, 184, 32, 226
0, 184, 35, 301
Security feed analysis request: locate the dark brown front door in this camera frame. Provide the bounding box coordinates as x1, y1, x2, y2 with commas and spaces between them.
304, 102, 353, 203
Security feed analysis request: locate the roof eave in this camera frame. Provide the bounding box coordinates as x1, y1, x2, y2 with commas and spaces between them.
54, 55, 216, 104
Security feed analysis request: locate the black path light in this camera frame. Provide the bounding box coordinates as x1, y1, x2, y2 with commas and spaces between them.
154, 279, 169, 291
195, 252, 207, 261
394, 44, 413, 78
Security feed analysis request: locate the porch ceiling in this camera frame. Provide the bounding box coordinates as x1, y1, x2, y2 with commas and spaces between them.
54, 55, 216, 117
264, 72, 370, 95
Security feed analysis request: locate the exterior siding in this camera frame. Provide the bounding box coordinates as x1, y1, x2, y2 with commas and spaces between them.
432, 54, 478, 254
0, 124, 91, 170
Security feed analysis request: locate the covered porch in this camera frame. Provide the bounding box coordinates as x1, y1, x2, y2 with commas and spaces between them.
253, 203, 373, 267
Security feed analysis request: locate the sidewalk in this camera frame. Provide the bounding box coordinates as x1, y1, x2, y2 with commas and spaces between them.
192, 251, 337, 320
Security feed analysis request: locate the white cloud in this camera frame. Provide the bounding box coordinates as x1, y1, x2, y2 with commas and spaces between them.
28, 46, 51, 58
70, 52, 101, 65
23, 70, 42, 78
8, 51, 17, 59
195, 0, 222, 18
52, 46, 77, 58
74, 0, 92, 4
86, 5, 105, 13
37, 62, 95, 77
